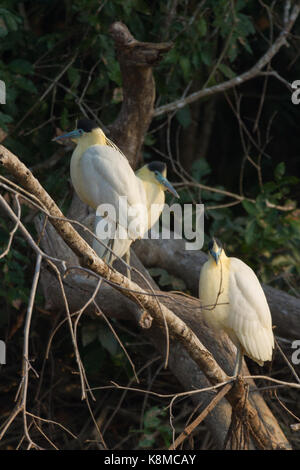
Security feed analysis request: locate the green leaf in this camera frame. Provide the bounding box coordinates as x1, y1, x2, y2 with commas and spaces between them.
197, 17, 207, 37
201, 47, 212, 66
191, 158, 211, 180
242, 200, 257, 216
81, 324, 98, 347
9, 59, 33, 75
138, 434, 155, 448
179, 56, 190, 81
98, 325, 119, 356
274, 162, 285, 180
60, 107, 70, 130
176, 106, 191, 129
67, 67, 81, 88
143, 406, 163, 430
218, 63, 236, 79
148, 267, 186, 290
0, 111, 13, 123
0, 9, 22, 32
107, 61, 121, 86
245, 219, 257, 244
0, 25, 8, 38
144, 133, 156, 146
14, 76, 37, 94
132, 0, 151, 15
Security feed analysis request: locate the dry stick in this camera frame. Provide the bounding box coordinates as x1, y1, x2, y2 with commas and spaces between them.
154, 3, 300, 117
22, 254, 43, 449
49, 261, 94, 402
11, 55, 77, 136
26, 412, 78, 440
174, 181, 295, 212
274, 390, 300, 425
274, 338, 300, 385
169, 382, 233, 450
94, 301, 140, 384
0, 178, 131, 271
0, 145, 289, 450
0, 255, 43, 448
0, 194, 21, 259
31, 418, 58, 450
0, 194, 65, 266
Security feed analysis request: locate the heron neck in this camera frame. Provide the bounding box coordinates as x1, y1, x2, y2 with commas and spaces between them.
75, 128, 106, 156
209, 249, 228, 268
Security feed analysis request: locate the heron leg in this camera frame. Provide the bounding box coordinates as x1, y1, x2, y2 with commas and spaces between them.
124, 250, 131, 280
233, 345, 243, 377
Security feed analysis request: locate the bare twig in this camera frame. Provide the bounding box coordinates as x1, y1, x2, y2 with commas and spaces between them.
154, 4, 300, 117
0, 145, 292, 449
169, 382, 233, 450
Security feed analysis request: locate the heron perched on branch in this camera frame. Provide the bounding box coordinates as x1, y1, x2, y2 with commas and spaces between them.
53, 118, 179, 273
199, 238, 274, 376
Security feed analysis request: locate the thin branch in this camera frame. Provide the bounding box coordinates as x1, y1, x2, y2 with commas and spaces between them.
169, 382, 233, 450
154, 4, 300, 117
0, 144, 291, 450
0, 194, 21, 259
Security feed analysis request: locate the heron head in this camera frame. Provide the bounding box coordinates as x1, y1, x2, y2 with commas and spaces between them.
147, 161, 179, 198
208, 238, 222, 265
52, 118, 103, 143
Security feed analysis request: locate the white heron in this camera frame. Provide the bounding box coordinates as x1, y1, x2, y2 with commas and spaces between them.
53, 118, 179, 272
199, 238, 274, 376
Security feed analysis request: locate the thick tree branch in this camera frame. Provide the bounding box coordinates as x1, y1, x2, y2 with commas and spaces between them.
31, 215, 290, 449
108, 22, 172, 168
0, 144, 291, 449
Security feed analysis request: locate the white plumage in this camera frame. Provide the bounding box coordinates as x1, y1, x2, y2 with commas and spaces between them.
54, 119, 179, 267
71, 144, 148, 242
199, 238, 274, 374
90, 152, 168, 263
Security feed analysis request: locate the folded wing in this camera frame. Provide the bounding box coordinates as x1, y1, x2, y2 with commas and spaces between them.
227, 258, 274, 363
80, 145, 148, 240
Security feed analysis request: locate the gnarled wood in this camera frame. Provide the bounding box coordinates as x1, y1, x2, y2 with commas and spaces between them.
34, 216, 287, 450
108, 22, 172, 169
0, 144, 291, 449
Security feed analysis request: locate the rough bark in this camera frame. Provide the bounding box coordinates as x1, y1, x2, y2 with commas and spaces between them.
1, 19, 296, 450
0, 143, 292, 449
108, 22, 172, 169
34, 215, 289, 450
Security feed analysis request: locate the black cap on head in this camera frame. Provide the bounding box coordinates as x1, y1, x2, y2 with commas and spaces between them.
208, 238, 222, 251
147, 161, 167, 173
77, 118, 98, 133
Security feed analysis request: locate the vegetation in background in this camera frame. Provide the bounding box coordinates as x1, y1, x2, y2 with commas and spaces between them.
0, 0, 299, 449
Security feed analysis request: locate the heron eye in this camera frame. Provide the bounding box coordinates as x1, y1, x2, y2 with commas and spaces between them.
78, 129, 84, 135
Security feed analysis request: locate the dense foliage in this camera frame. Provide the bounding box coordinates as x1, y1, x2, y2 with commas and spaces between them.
0, 0, 299, 449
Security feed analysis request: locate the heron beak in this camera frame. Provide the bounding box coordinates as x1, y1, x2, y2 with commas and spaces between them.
155, 173, 179, 198
210, 248, 221, 265
52, 129, 83, 142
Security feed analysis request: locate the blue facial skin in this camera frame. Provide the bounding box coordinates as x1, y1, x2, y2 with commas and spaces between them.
52, 128, 85, 141
154, 171, 179, 198
209, 247, 222, 264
